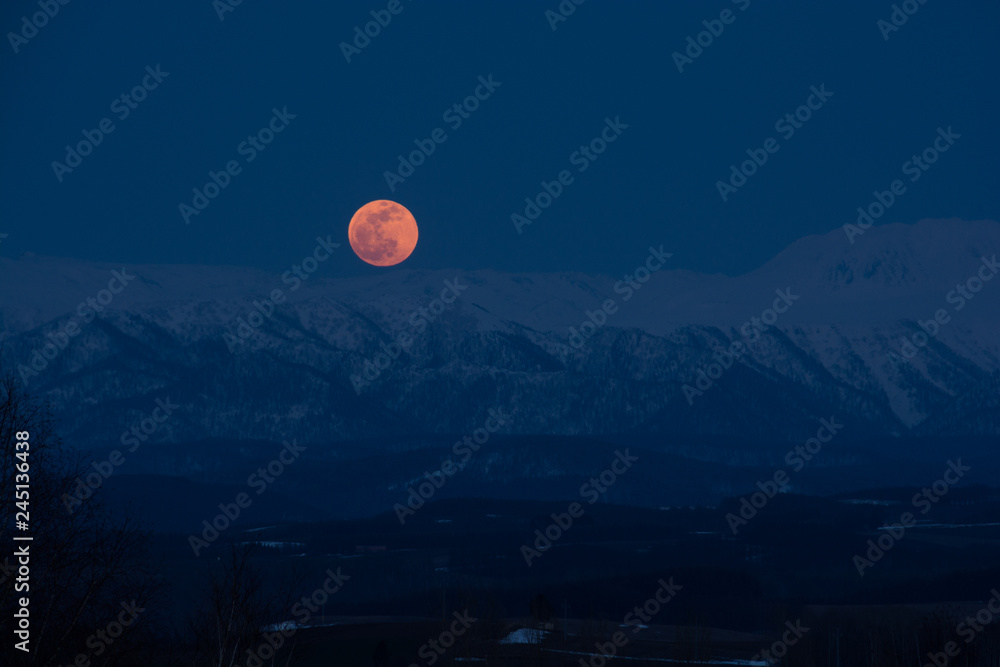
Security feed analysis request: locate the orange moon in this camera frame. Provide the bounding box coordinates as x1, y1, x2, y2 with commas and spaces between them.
348, 200, 419, 267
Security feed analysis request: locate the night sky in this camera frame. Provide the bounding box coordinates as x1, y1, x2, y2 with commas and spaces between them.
1, 1, 997, 278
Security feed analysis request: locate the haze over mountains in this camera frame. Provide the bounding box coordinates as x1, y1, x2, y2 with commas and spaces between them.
2, 218, 998, 453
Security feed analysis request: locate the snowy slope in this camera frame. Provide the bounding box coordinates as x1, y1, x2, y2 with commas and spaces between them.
1, 218, 998, 446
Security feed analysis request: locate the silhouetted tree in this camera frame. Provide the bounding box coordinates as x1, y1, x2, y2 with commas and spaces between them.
189, 542, 304, 667
0, 367, 160, 665
371, 640, 389, 667
530, 593, 554, 623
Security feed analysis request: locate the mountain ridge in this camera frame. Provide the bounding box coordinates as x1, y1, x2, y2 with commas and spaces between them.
2, 218, 998, 446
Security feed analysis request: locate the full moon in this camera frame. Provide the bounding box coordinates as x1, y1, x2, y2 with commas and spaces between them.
348, 200, 419, 267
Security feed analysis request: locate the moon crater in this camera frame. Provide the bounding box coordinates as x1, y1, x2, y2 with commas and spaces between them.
348, 200, 418, 267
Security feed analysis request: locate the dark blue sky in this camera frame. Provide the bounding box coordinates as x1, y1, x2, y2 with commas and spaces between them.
1, 1, 997, 278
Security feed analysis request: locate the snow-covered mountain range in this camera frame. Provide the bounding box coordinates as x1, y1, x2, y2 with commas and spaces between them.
2, 218, 998, 449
